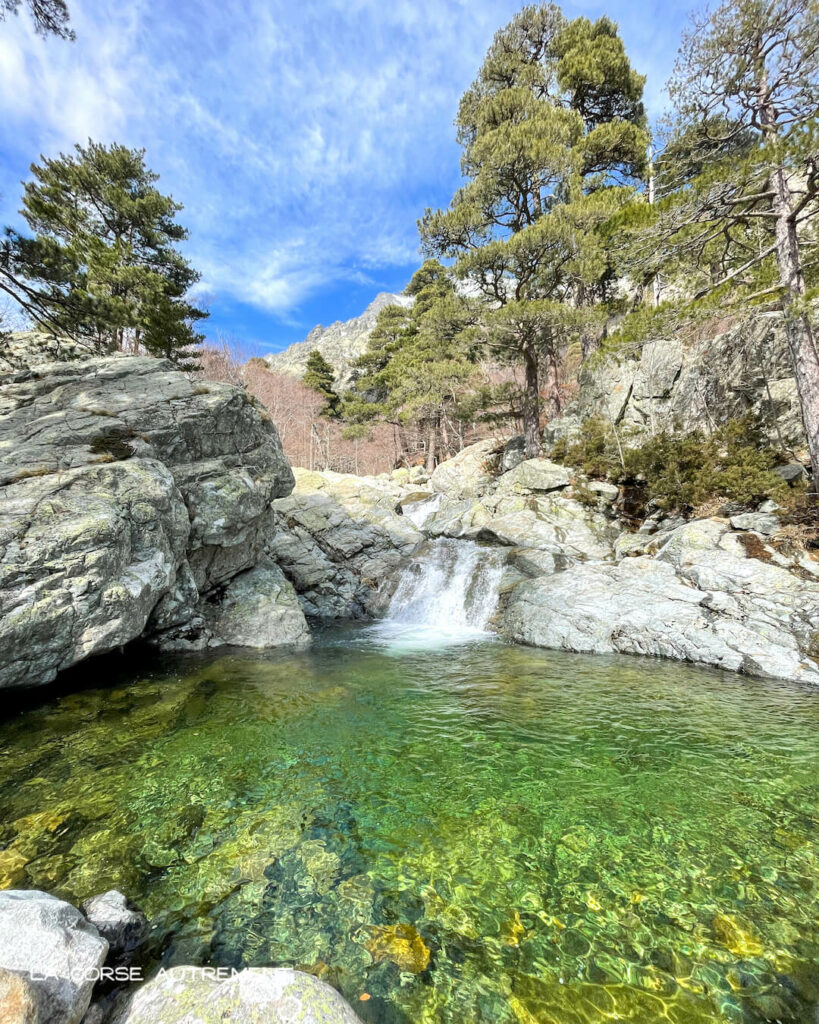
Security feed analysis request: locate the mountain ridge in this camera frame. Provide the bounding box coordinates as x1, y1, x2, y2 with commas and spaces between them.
264, 291, 413, 385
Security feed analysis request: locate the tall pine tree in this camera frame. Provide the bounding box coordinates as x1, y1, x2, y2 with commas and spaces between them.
342, 261, 480, 469
420, 3, 647, 456
633, 0, 819, 473
303, 349, 341, 418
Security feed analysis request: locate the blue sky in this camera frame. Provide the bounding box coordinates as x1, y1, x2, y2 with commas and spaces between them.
0, 0, 694, 354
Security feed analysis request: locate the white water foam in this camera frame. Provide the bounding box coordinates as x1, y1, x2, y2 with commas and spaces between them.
369, 538, 505, 649
401, 492, 442, 529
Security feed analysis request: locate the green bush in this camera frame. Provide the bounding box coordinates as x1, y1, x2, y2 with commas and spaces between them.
552, 417, 627, 479
554, 416, 787, 513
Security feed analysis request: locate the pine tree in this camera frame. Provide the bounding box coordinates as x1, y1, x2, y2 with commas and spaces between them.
342, 261, 480, 469
419, 3, 647, 457
303, 349, 341, 418
1, 0, 73, 39
4, 141, 207, 367
636, 0, 819, 473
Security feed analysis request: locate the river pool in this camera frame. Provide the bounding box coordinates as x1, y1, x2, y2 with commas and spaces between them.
0, 625, 817, 1023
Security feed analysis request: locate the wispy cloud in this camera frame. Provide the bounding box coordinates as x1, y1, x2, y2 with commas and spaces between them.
0, 0, 692, 338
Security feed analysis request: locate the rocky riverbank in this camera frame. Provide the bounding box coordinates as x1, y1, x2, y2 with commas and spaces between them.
423, 439, 819, 685
0, 888, 362, 1024
1, 351, 819, 1024
1, 351, 817, 689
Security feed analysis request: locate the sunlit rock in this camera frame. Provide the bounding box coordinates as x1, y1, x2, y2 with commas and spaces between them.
0, 890, 107, 1024
109, 966, 363, 1024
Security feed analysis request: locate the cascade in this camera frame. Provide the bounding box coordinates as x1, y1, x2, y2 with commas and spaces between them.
371, 538, 505, 646
401, 492, 442, 529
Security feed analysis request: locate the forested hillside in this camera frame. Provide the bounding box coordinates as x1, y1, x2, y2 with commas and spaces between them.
2, 0, 817, 501
189, 0, 818, 499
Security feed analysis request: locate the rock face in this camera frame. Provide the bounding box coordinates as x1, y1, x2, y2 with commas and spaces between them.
0, 331, 94, 373
502, 518, 819, 685
0, 890, 108, 1024
109, 966, 363, 1024
264, 292, 413, 387
0, 355, 295, 688
270, 468, 424, 618
548, 312, 806, 453
201, 563, 309, 647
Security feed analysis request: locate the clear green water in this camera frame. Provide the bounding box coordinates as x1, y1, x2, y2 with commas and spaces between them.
1, 627, 818, 1024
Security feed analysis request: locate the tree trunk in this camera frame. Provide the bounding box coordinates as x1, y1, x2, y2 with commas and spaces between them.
425, 417, 438, 473
756, 64, 819, 476
543, 347, 562, 420
522, 344, 541, 459
577, 282, 601, 361
770, 165, 819, 475
440, 410, 450, 459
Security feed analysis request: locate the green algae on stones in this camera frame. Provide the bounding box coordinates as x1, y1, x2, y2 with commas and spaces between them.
0, 627, 817, 1023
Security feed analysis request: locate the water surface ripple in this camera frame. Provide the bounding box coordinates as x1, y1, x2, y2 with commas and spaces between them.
0, 627, 817, 1024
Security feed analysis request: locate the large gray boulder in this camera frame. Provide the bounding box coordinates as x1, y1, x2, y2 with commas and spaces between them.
498, 458, 571, 494
109, 966, 363, 1024
0, 355, 296, 688
502, 518, 819, 685
430, 438, 504, 500
80, 891, 146, 960
0, 890, 108, 1024
270, 468, 423, 618
0, 458, 190, 689
201, 563, 309, 647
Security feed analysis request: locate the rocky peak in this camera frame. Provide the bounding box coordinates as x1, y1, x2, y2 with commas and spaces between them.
263, 291, 413, 386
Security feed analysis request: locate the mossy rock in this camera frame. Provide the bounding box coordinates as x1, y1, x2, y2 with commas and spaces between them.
364, 922, 431, 973
0, 849, 28, 890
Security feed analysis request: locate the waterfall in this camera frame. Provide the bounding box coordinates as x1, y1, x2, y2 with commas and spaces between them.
401, 492, 442, 529
370, 538, 505, 647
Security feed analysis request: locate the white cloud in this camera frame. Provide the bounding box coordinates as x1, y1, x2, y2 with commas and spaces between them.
0, 0, 690, 329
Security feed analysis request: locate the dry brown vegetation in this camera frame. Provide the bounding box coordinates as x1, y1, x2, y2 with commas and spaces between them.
193, 342, 531, 475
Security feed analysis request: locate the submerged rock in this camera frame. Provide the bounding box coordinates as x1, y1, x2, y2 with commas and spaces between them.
0, 849, 28, 889
364, 923, 431, 973
0, 890, 108, 1024
109, 966, 363, 1024
712, 912, 764, 958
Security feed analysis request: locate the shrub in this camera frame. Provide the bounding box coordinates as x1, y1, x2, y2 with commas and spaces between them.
553, 416, 788, 513
89, 426, 136, 461
552, 417, 628, 479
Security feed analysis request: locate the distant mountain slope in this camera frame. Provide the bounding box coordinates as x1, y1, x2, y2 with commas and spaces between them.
263, 292, 413, 386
